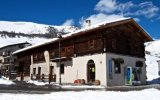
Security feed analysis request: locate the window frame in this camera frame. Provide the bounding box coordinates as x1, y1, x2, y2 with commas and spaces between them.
33, 68, 36, 75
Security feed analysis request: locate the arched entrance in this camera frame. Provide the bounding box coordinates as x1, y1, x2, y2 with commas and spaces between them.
87, 60, 95, 82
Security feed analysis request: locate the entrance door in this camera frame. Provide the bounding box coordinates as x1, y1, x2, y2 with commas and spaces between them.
87, 60, 95, 82
19, 61, 24, 81
125, 66, 132, 85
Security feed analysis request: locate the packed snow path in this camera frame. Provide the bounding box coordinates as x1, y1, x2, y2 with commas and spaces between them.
0, 89, 160, 100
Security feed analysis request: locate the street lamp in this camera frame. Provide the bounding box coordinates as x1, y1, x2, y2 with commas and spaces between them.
57, 33, 62, 85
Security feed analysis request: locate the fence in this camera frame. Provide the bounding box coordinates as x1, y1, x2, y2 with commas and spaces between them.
31, 74, 56, 83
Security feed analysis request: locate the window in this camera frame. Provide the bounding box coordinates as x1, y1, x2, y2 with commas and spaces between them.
39, 52, 43, 59
60, 64, 64, 74
14, 58, 17, 63
38, 67, 41, 75
113, 58, 124, 74
19, 44, 24, 49
112, 39, 117, 49
33, 68, 36, 75
7, 51, 11, 56
88, 40, 95, 49
114, 60, 121, 73
61, 48, 66, 53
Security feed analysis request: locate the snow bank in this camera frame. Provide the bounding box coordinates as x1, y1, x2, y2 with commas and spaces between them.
61, 85, 105, 89
145, 40, 160, 56
27, 80, 49, 86
0, 89, 160, 100
0, 78, 15, 85
27, 80, 104, 89
145, 54, 160, 81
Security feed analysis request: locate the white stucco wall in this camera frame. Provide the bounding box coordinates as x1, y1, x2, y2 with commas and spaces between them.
106, 53, 146, 86
28, 53, 146, 87
54, 53, 107, 86
30, 62, 50, 76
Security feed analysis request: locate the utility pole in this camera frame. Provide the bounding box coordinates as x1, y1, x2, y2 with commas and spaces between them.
57, 33, 62, 85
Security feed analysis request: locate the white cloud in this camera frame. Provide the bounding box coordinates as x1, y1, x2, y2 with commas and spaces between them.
62, 19, 74, 26
116, 1, 134, 13
125, 2, 159, 18
80, 13, 125, 28
94, 0, 159, 19
95, 0, 116, 13
133, 18, 140, 22
78, 0, 159, 28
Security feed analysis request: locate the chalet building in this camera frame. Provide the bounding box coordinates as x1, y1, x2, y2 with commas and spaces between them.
0, 42, 31, 77
13, 18, 152, 86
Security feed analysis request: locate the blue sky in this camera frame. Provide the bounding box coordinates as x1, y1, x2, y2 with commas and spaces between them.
0, 0, 160, 39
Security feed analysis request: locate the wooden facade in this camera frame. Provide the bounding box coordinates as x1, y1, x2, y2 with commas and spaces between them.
14, 19, 152, 80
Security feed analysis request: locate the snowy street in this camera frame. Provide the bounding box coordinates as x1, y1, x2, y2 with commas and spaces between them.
0, 88, 160, 100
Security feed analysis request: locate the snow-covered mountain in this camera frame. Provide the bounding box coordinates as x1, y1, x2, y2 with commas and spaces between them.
0, 21, 79, 48
145, 40, 160, 82
0, 21, 78, 34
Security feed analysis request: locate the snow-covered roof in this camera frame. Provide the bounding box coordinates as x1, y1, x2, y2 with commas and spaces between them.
13, 18, 140, 55
0, 42, 30, 49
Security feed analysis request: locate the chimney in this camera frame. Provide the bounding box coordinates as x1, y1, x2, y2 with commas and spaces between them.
85, 20, 91, 27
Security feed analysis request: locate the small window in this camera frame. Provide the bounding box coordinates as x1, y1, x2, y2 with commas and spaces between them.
88, 40, 95, 49
33, 68, 36, 75
113, 58, 124, 74
39, 53, 43, 59
61, 48, 66, 53
14, 58, 17, 63
114, 61, 121, 73
19, 44, 24, 49
7, 51, 11, 56
60, 64, 64, 74
38, 67, 41, 75
112, 39, 117, 49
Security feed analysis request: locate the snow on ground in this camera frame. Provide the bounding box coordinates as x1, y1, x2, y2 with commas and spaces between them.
27, 80, 105, 89
61, 85, 105, 89
0, 88, 160, 100
145, 40, 160, 56
27, 80, 49, 86
145, 40, 160, 83
145, 54, 160, 81
0, 77, 15, 85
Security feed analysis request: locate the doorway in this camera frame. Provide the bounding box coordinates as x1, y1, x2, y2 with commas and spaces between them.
50, 66, 54, 75
87, 60, 95, 82
19, 61, 24, 81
